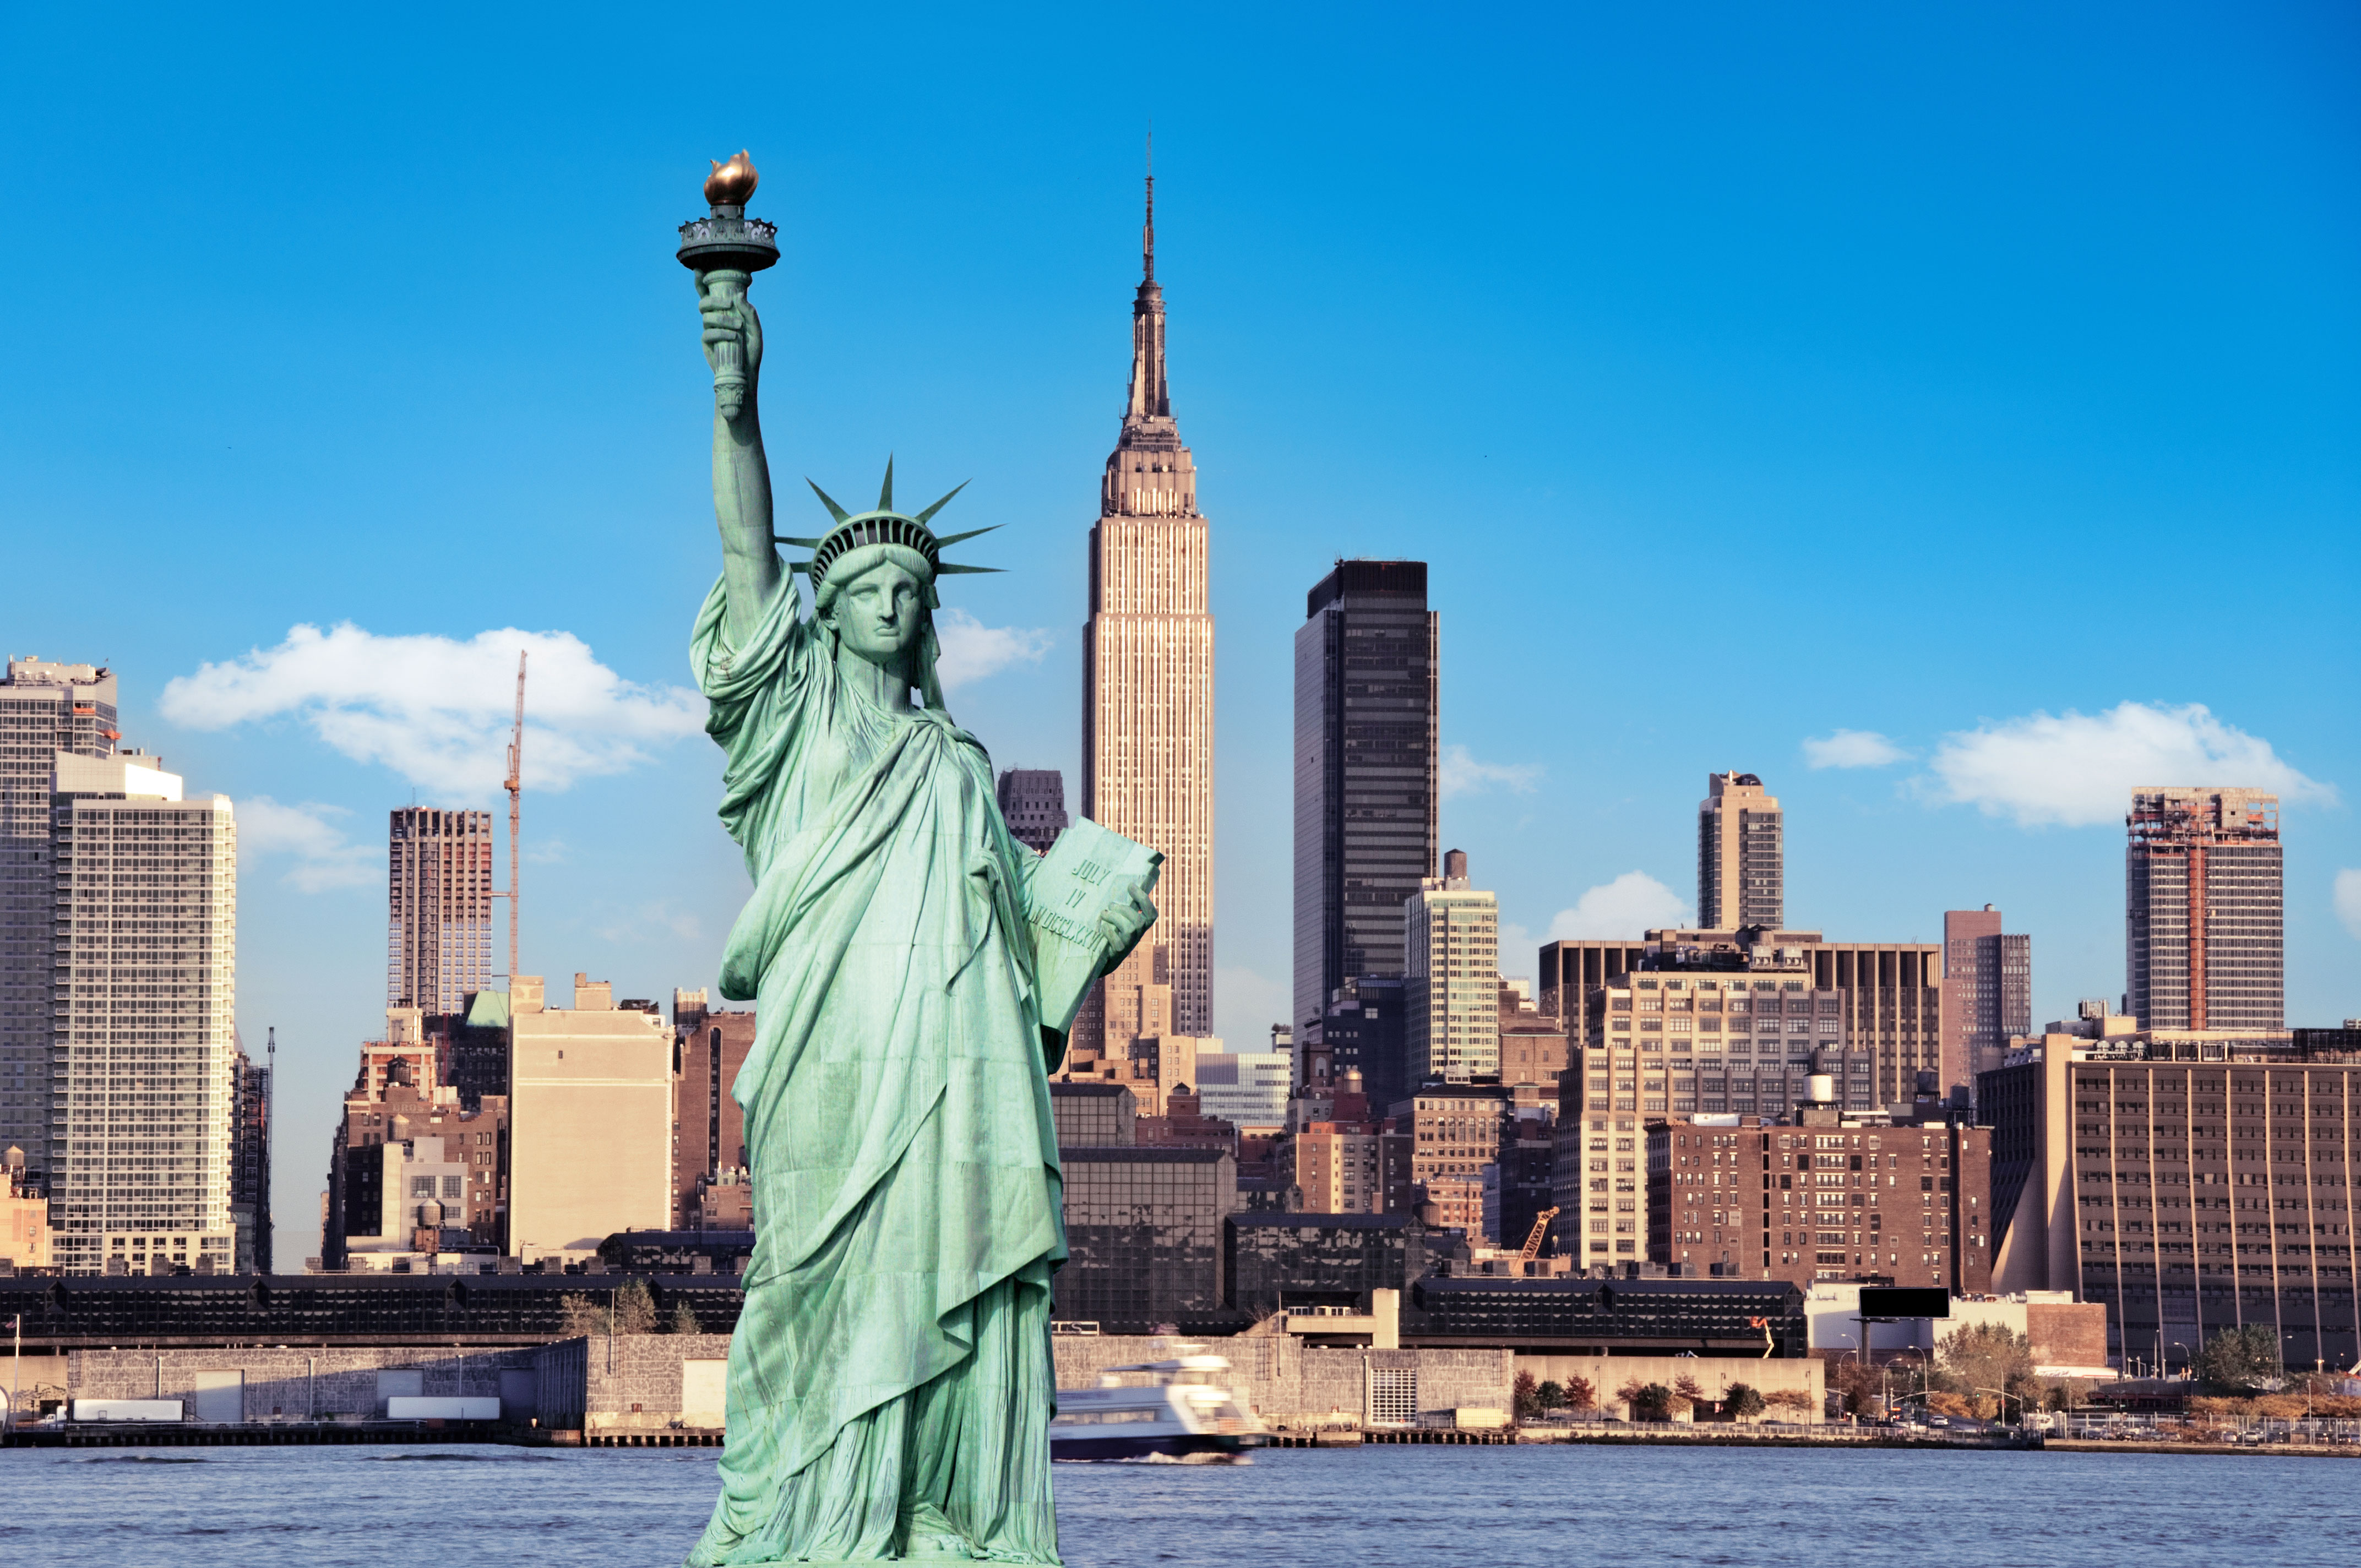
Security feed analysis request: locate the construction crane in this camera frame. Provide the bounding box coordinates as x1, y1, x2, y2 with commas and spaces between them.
1518, 1206, 1560, 1262
501, 651, 525, 979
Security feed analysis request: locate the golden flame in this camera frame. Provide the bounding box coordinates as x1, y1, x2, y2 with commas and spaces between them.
704, 150, 759, 206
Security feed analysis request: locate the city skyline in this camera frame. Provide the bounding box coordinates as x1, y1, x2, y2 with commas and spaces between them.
1, 8, 2353, 1269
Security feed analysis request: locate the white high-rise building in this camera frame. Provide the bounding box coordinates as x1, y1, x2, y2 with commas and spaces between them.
0, 657, 118, 1179
50, 751, 238, 1275
1079, 170, 1215, 1053
1405, 850, 1499, 1084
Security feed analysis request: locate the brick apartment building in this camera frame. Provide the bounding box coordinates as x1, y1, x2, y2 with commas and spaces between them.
1646, 1115, 1993, 1292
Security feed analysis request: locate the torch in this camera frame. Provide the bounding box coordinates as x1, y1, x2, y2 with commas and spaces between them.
677, 150, 779, 420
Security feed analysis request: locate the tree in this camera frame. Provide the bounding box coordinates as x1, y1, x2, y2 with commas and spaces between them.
2043, 1378, 2091, 1413
614, 1278, 659, 1335
2195, 1325, 2281, 1395
1513, 1371, 1541, 1420
1724, 1383, 1767, 1420
1762, 1388, 1814, 1414
558, 1293, 605, 1337
1672, 1373, 1705, 1408
1560, 1373, 1596, 1412
1936, 1321, 2041, 1417
1627, 1383, 1676, 1422
1536, 1380, 1567, 1411
1830, 1359, 1882, 1416
670, 1300, 704, 1336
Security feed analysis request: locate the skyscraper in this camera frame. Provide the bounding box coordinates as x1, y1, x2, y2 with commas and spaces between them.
0, 657, 117, 1178
1292, 559, 1438, 1033
994, 769, 1069, 856
1080, 171, 1215, 1051
1943, 905, 2031, 1091
1404, 850, 1500, 1083
2126, 788, 2283, 1030
1698, 772, 1783, 930
50, 752, 238, 1275
230, 1035, 273, 1273
673, 987, 755, 1230
387, 806, 495, 1015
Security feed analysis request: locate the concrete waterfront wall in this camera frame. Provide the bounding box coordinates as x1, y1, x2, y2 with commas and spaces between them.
536, 1332, 735, 1433
63, 1332, 1530, 1433
1514, 1353, 1823, 1418
69, 1346, 541, 1423
1052, 1333, 1511, 1427
6, 1352, 69, 1417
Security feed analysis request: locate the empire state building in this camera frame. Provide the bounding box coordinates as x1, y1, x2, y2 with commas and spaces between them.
1080, 173, 1215, 1053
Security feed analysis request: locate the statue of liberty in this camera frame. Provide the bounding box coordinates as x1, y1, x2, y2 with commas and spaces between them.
679, 156, 1156, 1566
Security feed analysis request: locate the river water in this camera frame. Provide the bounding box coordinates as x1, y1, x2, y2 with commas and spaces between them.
3, 1442, 2353, 1567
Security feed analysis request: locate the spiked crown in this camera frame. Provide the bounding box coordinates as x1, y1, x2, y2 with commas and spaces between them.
779, 457, 1000, 591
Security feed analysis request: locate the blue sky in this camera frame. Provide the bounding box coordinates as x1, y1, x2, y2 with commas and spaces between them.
3, 4, 2355, 1263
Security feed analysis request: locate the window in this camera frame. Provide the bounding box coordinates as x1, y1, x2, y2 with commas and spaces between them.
1366, 1368, 1417, 1426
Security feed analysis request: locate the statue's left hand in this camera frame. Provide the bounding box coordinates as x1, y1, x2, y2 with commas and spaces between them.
1097, 878, 1157, 969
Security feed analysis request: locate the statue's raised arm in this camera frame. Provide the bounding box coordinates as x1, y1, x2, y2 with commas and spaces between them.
678, 150, 782, 648
698, 275, 777, 647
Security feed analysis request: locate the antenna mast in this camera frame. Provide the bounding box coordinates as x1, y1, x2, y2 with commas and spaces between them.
503, 651, 525, 981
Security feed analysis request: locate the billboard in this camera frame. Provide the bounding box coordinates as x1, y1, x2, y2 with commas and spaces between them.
1858, 1287, 1950, 1320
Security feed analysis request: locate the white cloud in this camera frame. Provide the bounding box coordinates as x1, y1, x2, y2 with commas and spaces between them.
1921, 701, 2333, 827
237, 796, 378, 892
161, 624, 703, 797
1803, 728, 1908, 769
1544, 871, 1691, 940
1440, 743, 1543, 799
933, 609, 1052, 692
2337, 869, 2361, 942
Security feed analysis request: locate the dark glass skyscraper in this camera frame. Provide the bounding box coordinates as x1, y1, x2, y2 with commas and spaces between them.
1292, 560, 1438, 1035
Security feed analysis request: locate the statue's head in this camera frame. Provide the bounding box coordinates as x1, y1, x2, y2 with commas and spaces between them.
794, 461, 998, 710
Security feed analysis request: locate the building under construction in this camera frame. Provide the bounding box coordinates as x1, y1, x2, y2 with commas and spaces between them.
387, 807, 496, 1015
2126, 788, 2283, 1031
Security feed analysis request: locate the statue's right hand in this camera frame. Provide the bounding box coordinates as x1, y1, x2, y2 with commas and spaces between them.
697, 275, 764, 378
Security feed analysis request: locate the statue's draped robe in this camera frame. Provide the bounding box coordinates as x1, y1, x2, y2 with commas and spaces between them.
687, 570, 1065, 1566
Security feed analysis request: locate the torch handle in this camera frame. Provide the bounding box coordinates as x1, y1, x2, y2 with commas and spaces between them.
703, 266, 754, 420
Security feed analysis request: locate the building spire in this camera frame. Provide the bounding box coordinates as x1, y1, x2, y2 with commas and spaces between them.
1104, 148, 1193, 514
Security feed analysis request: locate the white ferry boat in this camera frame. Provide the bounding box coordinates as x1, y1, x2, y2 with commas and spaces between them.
1051, 1354, 1268, 1462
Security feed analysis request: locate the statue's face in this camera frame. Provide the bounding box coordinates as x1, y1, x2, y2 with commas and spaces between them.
825, 560, 926, 666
